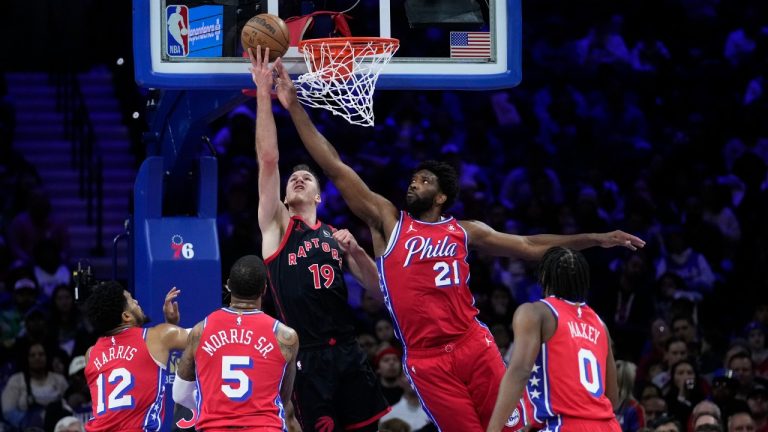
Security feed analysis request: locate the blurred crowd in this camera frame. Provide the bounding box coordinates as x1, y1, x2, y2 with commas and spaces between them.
2, 0, 768, 431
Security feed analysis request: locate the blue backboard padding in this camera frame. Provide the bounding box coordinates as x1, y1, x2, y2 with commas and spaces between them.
133, 156, 221, 331
133, 0, 522, 90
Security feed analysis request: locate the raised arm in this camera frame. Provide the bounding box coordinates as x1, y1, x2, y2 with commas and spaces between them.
272, 63, 397, 236
333, 229, 383, 301
487, 303, 544, 432
250, 47, 289, 257
276, 322, 299, 404
148, 287, 191, 360
462, 220, 645, 260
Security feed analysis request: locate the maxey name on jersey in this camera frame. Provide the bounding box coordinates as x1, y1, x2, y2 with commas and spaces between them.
199, 328, 275, 359
285, 237, 342, 266
567, 321, 601, 344
91, 343, 139, 371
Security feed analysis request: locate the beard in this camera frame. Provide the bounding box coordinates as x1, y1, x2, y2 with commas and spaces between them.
405, 195, 433, 216
131, 310, 150, 326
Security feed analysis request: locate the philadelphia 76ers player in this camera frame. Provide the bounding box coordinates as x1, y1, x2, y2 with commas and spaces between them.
268, 60, 645, 432
488, 247, 621, 432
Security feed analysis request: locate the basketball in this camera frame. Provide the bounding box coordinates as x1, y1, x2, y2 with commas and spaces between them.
241, 14, 290, 61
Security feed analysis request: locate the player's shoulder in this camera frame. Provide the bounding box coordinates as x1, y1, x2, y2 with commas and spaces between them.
275, 322, 298, 345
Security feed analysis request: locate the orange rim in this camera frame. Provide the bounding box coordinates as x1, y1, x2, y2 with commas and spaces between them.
298, 37, 400, 55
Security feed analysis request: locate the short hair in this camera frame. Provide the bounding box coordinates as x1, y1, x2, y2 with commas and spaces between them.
727, 412, 754, 430
54, 416, 83, 432
415, 160, 459, 210
665, 337, 688, 352
671, 314, 695, 328
651, 414, 682, 431
291, 164, 322, 192
228, 255, 268, 299
693, 424, 722, 432
728, 351, 754, 368
537, 247, 590, 302
85, 281, 127, 336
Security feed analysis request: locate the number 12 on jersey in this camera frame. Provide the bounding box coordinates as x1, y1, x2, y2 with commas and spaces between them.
433, 260, 460, 287
95, 368, 135, 414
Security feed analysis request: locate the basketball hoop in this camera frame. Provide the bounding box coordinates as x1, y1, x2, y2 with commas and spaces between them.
295, 37, 399, 127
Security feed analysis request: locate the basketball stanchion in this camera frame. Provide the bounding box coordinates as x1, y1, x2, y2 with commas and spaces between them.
294, 37, 399, 127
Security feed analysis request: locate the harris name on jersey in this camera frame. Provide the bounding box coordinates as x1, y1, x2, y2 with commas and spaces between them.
91, 339, 139, 371
200, 327, 275, 359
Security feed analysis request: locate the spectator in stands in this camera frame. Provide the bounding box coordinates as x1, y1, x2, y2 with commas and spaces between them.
711, 369, 750, 424
616, 360, 646, 432
654, 414, 683, 432
7, 188, 69, 264
53, 416, 84, 432
727, 411, 756, 432
746, 382, 768, 432
375, 346, 404, 406
1, 342, 68, 429
379, 374, 430, 431
656, 227, 715, 295
665, 359, 707, 425
48, 285, 93, 357
690, 401, 722, 432
652, 337, 689, 389
644, 396, 669, 426
32, 239, 71, 300
729, 352, 756, 400
744, 322, 768, 373
0, 277, 39, 352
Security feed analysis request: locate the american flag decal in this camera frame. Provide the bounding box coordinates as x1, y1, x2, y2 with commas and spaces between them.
450, 31, 491, 58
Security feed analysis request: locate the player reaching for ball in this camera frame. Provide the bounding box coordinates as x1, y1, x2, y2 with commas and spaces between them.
264, 53, 646, 431
247, 46, 391, 432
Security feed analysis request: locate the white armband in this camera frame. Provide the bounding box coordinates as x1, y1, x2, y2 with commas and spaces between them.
172, 374, 197, 410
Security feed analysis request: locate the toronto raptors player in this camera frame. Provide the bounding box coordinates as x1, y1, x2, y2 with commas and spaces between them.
173, 255, 299, 431
83, 283, 188, 432
251, 47, 389, 432
269, 60, 646, 432
488, 247, 621, 432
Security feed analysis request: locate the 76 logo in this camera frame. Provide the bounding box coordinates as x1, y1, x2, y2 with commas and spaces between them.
171, 235, 195, 260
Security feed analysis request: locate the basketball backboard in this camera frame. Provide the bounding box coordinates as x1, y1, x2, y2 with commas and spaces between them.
134, 0, 521, 90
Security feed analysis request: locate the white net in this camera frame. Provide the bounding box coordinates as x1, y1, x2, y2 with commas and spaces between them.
294, 38, 399, 127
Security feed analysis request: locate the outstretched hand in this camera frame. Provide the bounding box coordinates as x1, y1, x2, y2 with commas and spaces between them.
247, 46, 274, 97
163, 286, 181, 325
333, 229, 358, 255
598, 230, 646, 251
273, 57, 298, 109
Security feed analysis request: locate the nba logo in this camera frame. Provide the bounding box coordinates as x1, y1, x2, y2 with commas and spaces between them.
166, 5, 189, 57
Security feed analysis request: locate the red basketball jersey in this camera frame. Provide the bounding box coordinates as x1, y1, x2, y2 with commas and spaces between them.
194, 308, 287, 431
526, 297, 616, 430
377, 211, 478, 349
85, 327, 168, 432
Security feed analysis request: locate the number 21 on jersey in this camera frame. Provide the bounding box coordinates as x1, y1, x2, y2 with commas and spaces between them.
433, 260, 460, 287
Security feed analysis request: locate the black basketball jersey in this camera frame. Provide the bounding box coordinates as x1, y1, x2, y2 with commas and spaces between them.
265, 216, 357, 349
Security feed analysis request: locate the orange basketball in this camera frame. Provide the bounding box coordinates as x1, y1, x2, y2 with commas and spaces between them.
241, 14, 290, 61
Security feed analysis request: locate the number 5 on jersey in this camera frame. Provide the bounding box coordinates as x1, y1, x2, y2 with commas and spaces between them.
222, 356, 253, 401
